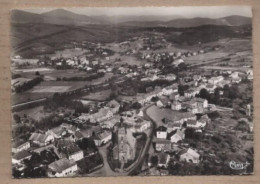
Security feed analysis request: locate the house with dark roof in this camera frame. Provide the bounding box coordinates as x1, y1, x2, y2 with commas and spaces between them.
167, 122, 182, 133
186, 119, 199, 128
47, 158, 77, 177
12, 150, 32, 164
154, 138, 171, 152
186, 118, 207, 129
70, 129, 92, 142
12, 140, 30, 153
29, 133, 54, 147
56, 140, 84, 161
157, 152, 171, 168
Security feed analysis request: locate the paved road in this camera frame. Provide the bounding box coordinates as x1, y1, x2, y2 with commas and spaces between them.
128, 103, 156, 175
86, 143, 121, 177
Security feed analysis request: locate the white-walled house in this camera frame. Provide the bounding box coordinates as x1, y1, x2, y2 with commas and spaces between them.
156, 98, 171, 108
68, 150, 84, 162
47, 126, 67, 139
94, 131, 112, 146
29, 133, 54, 147
208, 76, 224, 85
179, 148, 200, 164
171, 101, 182, 110
193, 98, 208, 108
169, 130, 185, 143
156, 126, 168, 139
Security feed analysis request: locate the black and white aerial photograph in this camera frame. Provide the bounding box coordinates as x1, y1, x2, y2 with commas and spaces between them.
10, 6, 254, 178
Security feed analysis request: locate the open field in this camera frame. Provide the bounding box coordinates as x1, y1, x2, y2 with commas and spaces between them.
12, 72, 114, 105
35, 81, 86, 90
185, 51, 229, 64
16, 106, 51, 121
16, 105, 74, 121
12, 81, 85, 105
105, 52, 144, 66
14, 67, 54, 73
16, 69, 89, 80
183, 38, 252, 68
32, 86, 71, 93
47, 48, 90, 59
82, 89, 111, 101
12, 92, 51, 105
146, 105, 167, 128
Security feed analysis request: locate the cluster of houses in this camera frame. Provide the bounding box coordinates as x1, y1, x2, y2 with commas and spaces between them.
11, 97, 152, 176
11, 99, 122, 177
76, 100, 120, 124
140, 48, 205, 65
141, 73, 176, 82
12, 120, 111, 177
143, 90, 211, 170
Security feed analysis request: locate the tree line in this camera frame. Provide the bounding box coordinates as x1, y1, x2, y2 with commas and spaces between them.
56, 72, 105, 81
14, 77, 43, 93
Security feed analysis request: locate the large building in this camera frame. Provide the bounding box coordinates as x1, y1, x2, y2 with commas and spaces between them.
113, 126, 136, 163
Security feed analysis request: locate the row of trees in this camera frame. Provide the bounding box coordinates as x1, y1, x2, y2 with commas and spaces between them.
57, 72, 105, 81
14, 77, 43, 93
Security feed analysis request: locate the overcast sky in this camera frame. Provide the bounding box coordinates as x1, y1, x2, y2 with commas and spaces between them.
24, 6, 252, 18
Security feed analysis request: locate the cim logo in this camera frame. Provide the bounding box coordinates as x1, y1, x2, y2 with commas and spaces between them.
229, 161, 250, 170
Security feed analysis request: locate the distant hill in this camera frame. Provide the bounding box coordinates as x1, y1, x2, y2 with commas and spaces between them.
11, 9, 251, 28
218, 15, 252, 26
10, 9, 252, 57
121, 16, 252, 28
41, 9, 105, 25
11, 9, 104, 26
11, 10, 43, 24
